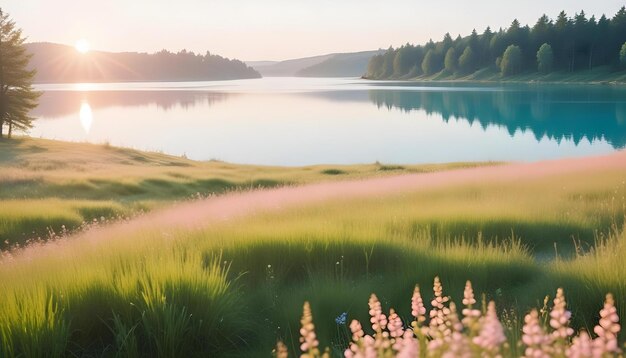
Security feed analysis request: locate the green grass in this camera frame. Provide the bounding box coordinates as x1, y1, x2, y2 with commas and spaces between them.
394, 66, 626, 85
0, 137, 488, 248
0, 199, 132, 248
0, 141, 625, 356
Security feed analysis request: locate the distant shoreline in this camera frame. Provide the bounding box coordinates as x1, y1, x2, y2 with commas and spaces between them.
362, 67, 626, 86
362, 77, 626, 86
361, 77, 626, 86
31, 77, 265, 86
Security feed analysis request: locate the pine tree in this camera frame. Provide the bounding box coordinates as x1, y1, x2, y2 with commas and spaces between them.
468, 29, 480, 51
620, 42, 626, 67
393, 44, 415, 76
442, 33, 453, 52
480, 27, 494, 66
0, 9, 39, 138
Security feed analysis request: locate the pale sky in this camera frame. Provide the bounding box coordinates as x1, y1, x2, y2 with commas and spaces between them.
4, 0, 625, 61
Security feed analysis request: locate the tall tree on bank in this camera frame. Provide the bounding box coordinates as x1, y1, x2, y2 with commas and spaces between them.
620, 42, 626, 67
537, 43, 554, 73
444, 48, 458, 73
500, 45, 522, 76
458, 46, 476, 74
421, 49, 438, 76
0, 9, 39, 138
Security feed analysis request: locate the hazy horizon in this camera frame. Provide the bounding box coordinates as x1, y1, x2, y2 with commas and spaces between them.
5, 0, 626, 61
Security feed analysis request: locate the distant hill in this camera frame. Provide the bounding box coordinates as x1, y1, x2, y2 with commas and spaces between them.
26, 42, 261, 83
245, 60, 280, 68
247, 50, 383, 77
297, 50, 385, 77
246, 54, 334, 76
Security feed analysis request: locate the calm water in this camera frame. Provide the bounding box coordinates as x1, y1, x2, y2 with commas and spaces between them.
31, 78, 626, 166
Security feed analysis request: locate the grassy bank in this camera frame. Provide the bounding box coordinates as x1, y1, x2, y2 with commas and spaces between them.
0, 137, 486, 249
0, 139, 625, 356
367, 66, 626, 85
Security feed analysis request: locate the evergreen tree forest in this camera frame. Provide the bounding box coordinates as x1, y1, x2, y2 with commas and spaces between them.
365, 6, 626, 79
26, 43, 261, 83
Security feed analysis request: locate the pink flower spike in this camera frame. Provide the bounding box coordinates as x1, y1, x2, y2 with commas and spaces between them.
592, 293, 621, 356
472, 301, 506, 356
299, 302, 319, 357
411, 285, 426, 325
567, 330, 593, 358
368, 294, 387, 332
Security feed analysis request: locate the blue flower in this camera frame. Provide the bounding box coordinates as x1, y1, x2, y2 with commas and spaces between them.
335, 312, 347, 325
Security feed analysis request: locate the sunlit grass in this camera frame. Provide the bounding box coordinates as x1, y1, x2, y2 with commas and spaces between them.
0, 137, 489, 247
0, 154, 625, 355
550, 227, 626, 330
1, 138, 625, 355
0, 199, 132, 249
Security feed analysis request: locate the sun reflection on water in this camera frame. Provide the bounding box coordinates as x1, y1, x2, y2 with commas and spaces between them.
79, 101, 93, 133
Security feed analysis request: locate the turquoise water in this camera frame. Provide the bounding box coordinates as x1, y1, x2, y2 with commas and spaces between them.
31, 78, 626, 165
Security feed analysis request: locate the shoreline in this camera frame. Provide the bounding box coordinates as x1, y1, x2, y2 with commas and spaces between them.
362, 76, 626, 86
362, 68, 626, 86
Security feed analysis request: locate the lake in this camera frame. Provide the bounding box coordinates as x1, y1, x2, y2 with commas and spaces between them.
31, 78, 626, 166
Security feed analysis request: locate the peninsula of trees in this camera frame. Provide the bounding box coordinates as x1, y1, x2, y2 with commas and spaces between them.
26, 42, 261, 83
365, 7, 626, 81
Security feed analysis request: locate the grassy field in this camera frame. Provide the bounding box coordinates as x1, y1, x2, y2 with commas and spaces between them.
0, 138, 625, 356
0, 137, 486, 249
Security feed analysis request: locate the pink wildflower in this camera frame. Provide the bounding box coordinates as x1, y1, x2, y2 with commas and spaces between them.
368, 294, 388, 333
550, 288, 574, 356
473, 301, 506, 356
362, 335, 376, 358
567, 330, 593, 358
349, 319, 364, 342
411, 285, 427, 325
299, 301, 320, 357
550, 288, 574, 337
522, 309, 552, 358
462, 280, 477, 306
443, 332, 472, 358
345, 320, 367, 357
396, 330, 419, 358
592, 293, 621, 356
431, 277, 450, 312
429, 276, 450, 334
442, 302, 472, 358
461, 280, 481, 332
388, 308, 404, 339
275, 341, 288, 358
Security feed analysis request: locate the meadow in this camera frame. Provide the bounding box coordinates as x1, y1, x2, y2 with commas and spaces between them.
0, 138, 625, 356
0, 137, 483, 250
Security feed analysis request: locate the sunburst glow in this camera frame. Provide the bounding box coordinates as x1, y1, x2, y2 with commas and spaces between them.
75, 39, 90, 54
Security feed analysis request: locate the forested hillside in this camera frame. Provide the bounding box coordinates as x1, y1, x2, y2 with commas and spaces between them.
26, 43, 261, 83
366, 7, 626, 80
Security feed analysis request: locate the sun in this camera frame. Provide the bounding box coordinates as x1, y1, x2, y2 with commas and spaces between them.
75, 39, 90, 54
